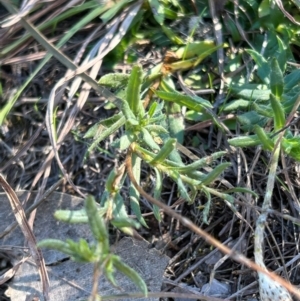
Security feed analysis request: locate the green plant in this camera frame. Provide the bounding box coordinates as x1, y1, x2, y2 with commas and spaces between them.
38, 195, 147, 300
83, 63, 241, 226
228, 57, 300, 158
227, 55, 300, 300
3, 0, 300, 299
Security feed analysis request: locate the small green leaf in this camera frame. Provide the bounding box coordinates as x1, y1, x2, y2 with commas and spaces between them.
228, 135, 261, 147
85, 196, 109, 250
270, 93, 285, 131
175, 40, 216, 59
223, 99, 250, 112
38, 239, 72, 254
231, 85, 270, 101
168, 110, 184, 144
276, 36, 287, 72
155, 90, 212, 111
161, 25, 185, 45
84, 113, 123, 139
98, 73, 129, 88
254, 125, 274, 151
149, 0, 165, 25
258, 0, 270, 17
142, 128, 160, 151
284, 69, 300, 91
282, 136, 300, 161
127, 65, 143, 117
237, 111, 267, 128
104, 256, 118, 287
54, 209, 91, 223
145, 124, 168, 134
113, 256, 148, 295
270, 58, 284, 98
153, 167, 162, 221
170, 151, 227, 172
148, 102, 158, 118
224, 15, 241, 42
224, 187, 259, 198
86, 116, 126, 155
200, 163, 231, 186
112, 132, 134, 150
251, 103, 274, 118
129, 154, 148, 227
246, 49, 270, 85
111, 218, 140, 229
150, 138, 176, 164
169, 171, 191, 202
122, 100, 139, 123
113, 192, 129, 219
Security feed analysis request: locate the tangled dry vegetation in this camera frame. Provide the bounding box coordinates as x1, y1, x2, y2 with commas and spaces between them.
1, 0, 300, 300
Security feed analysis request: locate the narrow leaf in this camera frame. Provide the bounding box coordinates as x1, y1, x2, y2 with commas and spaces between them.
99, 73, 129, 88
254, 125, 274, 151
175, 41, 216, 59
153, 168, 162, 221
270, 58, 284, 98
246, 49, 270, 85
224, 187, 259, 198
85, 196, 109, 251
113, 256, 148, 295
142, 128, 160, 151
228, 135, 261, 147
154, 90, 212, 111
200, 163, 231, 186
127, 65, 143, 117
270, 93, 285, 131
149, 0, 165, 25
170, 151, 227, 172
86, 116, 125, 155
150, 138, 177, 164
38, 239, 73, 255
129, 154, 148, 227
169, 171, 191, 202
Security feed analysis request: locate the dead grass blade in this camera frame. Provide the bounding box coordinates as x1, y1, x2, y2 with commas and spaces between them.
0, 174, 50, 300
0, 124, 43, 172
1, 0, 39, 27
46, 2, 142, 196
0, 255, 30, 285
